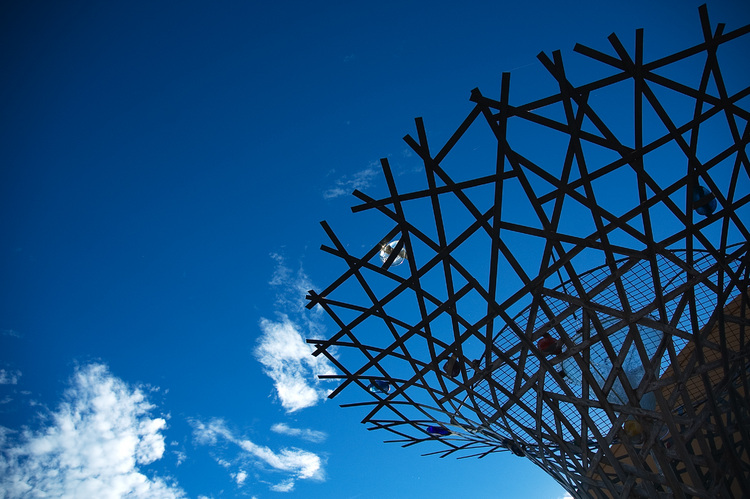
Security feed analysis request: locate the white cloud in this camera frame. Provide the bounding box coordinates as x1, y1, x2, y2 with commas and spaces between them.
192, 418, 232, 446
256, 317, 334, 413
0, 363, 185, 499
270, 479, 295, 492
257, 254, 335, 413
191, 418, 324, 493
233, 470, 248, 485
238, 439, 321, 480
269, 253, 292, 286
323, 162, 380, 199
173, 450, 186, 466
268, 253, 319, 317
0, 329, 22, 338
270, 423, 326, 443
0, 369, 21, 385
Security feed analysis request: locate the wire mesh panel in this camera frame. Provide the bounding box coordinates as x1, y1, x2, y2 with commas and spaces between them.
307, 6, 750, 498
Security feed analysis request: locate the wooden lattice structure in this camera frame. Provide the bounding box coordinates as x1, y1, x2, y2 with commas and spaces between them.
306, 6, 750, 498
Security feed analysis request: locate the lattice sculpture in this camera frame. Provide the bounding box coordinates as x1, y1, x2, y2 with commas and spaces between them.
306, 5, 750, 498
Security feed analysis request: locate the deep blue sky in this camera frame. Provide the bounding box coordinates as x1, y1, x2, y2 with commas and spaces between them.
1, 1, 748, 498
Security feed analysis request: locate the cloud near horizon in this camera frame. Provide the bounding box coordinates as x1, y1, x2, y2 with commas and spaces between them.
0, 363, 185, 499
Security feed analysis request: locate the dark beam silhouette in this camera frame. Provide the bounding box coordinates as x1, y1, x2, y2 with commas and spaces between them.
307, 5, 750, 497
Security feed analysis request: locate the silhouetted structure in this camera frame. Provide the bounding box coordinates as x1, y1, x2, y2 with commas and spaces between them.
307, 6, 749, 497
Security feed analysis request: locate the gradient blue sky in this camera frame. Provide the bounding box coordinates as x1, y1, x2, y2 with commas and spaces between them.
1, 1, 748, 498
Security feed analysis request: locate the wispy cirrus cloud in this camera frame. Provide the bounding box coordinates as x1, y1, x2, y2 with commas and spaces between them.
270, 423, 327, 443
0, 363, 184, 498
0, 329, 22, 338
323, 162, 380, 199
257, 254, 335, 413
271, 479, 295, 492
0, 369, 21, 385
268, 253, 320, 319
191, 418, 324, 493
